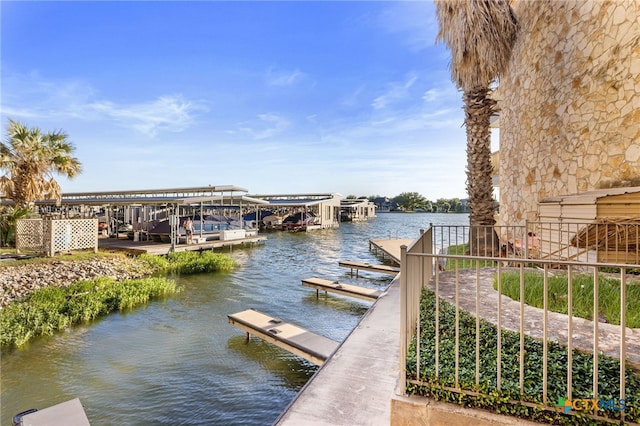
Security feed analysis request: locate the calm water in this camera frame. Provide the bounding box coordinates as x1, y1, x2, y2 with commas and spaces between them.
1, 213, 468, 426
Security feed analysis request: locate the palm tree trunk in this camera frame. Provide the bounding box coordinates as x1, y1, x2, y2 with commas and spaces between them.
464, 87, 500, 255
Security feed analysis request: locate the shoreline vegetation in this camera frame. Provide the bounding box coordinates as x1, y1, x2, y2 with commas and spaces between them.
0, 250, 237, 349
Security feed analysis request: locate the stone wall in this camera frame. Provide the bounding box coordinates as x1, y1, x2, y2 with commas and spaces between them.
497, 0, 640, 225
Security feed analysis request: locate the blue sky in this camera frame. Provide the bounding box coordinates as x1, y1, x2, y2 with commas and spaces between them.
1, 1, 474, 200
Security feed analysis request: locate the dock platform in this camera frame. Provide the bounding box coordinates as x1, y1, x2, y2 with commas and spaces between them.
369, 238, 414, 264
227, 309, 339, 366
98, 235, 266, 255
302, 277, 383, 302
338, 260, 400, 276
14, 398, 90, 426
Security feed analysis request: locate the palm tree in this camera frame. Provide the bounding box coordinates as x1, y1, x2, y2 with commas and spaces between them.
435, 0, 518, 255
0, 120, 82, 208
0, 206, 31, 246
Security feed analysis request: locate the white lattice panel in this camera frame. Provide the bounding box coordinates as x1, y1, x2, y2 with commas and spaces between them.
16, 219, 45, 252
16, 218, 98, 256
48, 219, 98, 255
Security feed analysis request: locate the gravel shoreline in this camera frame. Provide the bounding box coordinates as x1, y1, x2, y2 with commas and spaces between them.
0, 256, 152, 308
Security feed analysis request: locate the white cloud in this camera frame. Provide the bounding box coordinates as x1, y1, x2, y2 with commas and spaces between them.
372, 73, 418, 110
88, 96, 207, 137
0, 73, 207, 137
340, 85, 367, 108
236, 113, 290, 140
372, 2, 438, 52
265, 68, 307, 87
1, 73, 97, 120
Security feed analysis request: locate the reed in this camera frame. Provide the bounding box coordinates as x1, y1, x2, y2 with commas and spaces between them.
0, 251, 238, 348
0, 276, 181, 348
144, 251, 237, 274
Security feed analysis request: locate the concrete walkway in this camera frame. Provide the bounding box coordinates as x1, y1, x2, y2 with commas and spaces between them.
275, 276, 401, 426
275, 240, 640, 425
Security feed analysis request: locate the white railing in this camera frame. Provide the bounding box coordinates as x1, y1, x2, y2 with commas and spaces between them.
400, 223, 640, 424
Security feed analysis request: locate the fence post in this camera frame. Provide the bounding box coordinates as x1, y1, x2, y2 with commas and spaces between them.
423, 227, 433, 288
399, 244, 408, 395
48, 219, 55, 257
92, 218, 99, 253
15, 219, 22, 254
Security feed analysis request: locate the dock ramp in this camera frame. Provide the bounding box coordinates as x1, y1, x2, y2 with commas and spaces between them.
338, 260, 400, 276
228, 309, 339, 366
302, 277, 382, 302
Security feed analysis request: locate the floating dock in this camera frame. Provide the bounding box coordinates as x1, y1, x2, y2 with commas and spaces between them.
13, 398, 91, 426
301, 277, 382, 302
227, 309, 339, 366
338, 260, 400, 276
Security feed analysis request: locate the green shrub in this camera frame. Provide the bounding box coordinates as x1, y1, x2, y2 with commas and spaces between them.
406, 289, 640, 424
137, 253, 169, 272
0, 251, 235, 349
1, 277, 182, 348
163, 251, 237, 274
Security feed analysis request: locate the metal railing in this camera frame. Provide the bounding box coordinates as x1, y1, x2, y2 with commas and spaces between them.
400, 223, 640, 424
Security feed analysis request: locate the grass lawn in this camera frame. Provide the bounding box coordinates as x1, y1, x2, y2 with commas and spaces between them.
496, 270, 640, 328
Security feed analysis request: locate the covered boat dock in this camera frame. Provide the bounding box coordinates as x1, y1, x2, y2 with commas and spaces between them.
249, 193, 341, 231
34, 185, 269, 252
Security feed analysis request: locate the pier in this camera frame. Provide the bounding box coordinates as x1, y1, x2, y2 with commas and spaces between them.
276, 274, 401, 425
98, 235, 266, 255
338, 260, 400, 276
301, 277, 382, 302
227, 309, 339, 366
369, 238, 414, 263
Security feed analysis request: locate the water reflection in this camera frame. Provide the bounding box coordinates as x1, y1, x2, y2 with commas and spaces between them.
300, 292, 372, 315
226, 336, 317, 389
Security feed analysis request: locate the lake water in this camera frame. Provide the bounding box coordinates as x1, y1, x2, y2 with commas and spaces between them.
1, 213, 468, 426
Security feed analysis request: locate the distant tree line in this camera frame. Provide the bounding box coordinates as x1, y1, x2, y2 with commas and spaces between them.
345, 193, 470, 213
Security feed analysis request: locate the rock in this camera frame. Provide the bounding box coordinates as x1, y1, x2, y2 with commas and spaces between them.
0, 256, 151, 308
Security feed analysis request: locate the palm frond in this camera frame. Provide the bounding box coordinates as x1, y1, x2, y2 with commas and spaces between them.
1, 120, 82, 207
435, 0, 519, 90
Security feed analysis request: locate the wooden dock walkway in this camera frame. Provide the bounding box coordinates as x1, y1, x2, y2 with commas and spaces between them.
227, 309, 339, 366
301, 277, 383, 302
369, 238, 414, 264
98, 235, 267, 255
338, 260, 400, 276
